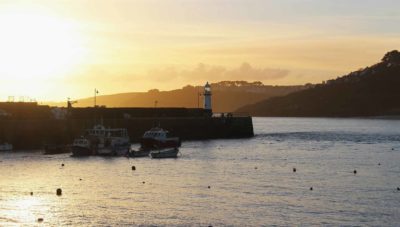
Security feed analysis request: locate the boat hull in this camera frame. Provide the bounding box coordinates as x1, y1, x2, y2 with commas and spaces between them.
71, 146, 94, 156
150, 148, 179, 159
97, 145, 130, 156
140, 137, 181, 149
129, 149, 151, 158
0, 143, 13, 151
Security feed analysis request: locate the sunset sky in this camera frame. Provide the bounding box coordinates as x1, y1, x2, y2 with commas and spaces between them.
0, 0, 399, 101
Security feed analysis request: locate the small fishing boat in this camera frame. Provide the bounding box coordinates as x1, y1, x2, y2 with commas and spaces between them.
0, 142, 13, 151
71, 137, 94, 156
140, 127, 181, 150
129, 148, 151, 158
43, 144, 70, 155
71, 124, 131, 156
94, 127, 130, 156
150, 147, 180, 159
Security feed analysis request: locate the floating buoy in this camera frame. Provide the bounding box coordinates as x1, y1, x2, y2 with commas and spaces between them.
353, 170, 357, 175
392, 148, 394, 150
61, 163, 64, 167
397, 187, 400, 191
378, 163, 381, 166
79, 178, 82, 181
56, 188, 62, 196
208, 186, 211, 189
293, 167, 297, 173
132, 166, 136, 171
37, 218, 44, 222
30, 192, 33, 196
254, 167, 258, 170
142, 181, 145, 184
310, 187, 313, 191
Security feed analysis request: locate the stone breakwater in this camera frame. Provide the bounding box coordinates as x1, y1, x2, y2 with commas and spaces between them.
0, 116, 253, 149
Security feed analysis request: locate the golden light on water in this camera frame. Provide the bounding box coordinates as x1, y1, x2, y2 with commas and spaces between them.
2, 196, 50, 225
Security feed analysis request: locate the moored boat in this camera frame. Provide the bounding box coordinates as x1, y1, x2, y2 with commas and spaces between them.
71, 124, 131, 156
150, 147, 180, 159
129, 148, 151, 158
140, 127, 181, 150
0, 142, 13, 151
71, 137, 94, 156
94, 127, 130, 156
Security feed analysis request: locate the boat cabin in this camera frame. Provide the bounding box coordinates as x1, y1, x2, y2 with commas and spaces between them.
73, 138, 90, 147
86, 124, 128, 138
142, 127, 169, 140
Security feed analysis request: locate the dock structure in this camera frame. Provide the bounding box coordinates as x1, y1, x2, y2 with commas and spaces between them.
0, 102, 254, 149
0, 83, 253, 149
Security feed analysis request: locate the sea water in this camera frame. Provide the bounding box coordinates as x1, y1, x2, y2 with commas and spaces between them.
1, 117, 400, 226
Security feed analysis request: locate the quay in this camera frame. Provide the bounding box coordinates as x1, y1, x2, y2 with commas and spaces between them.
0, 83, 253, 149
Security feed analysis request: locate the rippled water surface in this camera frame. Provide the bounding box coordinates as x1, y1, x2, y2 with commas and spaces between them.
1, 117, 400, 226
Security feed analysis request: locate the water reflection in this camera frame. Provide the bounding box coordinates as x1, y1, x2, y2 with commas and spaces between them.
2, 196, 51, 225
0, 118, 400, 225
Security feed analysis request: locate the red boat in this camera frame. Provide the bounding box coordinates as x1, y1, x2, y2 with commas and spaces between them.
140, 127, 181, 149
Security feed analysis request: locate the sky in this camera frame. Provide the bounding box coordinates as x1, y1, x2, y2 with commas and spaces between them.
0, 0, 399, 101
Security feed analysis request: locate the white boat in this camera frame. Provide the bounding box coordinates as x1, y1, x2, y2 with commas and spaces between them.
140, 127, 181, 149
88, 125, 130, 156
129, 147, 151, 158
150, 147, 180, 159
0, 143, 13, 151
71, 137, 93, 156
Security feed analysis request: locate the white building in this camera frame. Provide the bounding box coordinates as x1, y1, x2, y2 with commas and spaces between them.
204, 82, 212, 111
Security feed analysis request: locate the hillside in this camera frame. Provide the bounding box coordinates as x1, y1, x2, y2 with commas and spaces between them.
237, 50, 400, 117
50, 81, 307, 113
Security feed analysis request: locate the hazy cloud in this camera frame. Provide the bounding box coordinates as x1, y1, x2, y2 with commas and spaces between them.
147, 63, 289, 83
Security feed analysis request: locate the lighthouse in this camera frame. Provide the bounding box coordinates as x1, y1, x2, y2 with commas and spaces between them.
204, 82, 212, 111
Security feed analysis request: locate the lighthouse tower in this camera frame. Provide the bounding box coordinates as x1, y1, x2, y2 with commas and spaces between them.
204, 82, 212, 111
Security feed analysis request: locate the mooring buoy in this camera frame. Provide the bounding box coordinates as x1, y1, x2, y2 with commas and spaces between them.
255, 167, 258, 170
310, 187, 313, 191
293, 167, 297, 173
56, 188, 62, 196
132, 166, 136, 171
378, 163, 381, 166
208, 186, 211, 189
353, 170, 357, 174
30, 192, 33, 196
397, 187, 400, 191
142, 181, 145, 184
37, 218, 44, 222
61, 163, 64, 167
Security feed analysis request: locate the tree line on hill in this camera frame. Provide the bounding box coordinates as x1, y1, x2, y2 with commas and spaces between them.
237, 50, 400, 117
50, 81, 308, 113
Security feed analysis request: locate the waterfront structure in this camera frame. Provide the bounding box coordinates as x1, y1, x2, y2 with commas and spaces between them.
204, 82, 212, 111
0, 85, 254, 149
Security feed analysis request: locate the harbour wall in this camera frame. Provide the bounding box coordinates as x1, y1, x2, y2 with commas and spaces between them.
0, 103, 254, 149
0, 116, 254, 149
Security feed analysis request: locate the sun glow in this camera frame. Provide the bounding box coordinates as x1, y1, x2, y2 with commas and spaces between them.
0, 6, 86, 91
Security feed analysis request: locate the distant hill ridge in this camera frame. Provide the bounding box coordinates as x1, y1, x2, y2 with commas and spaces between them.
237, 50, 400, 117
50, 81, 308, 113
